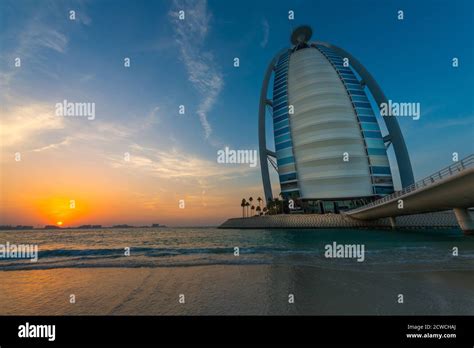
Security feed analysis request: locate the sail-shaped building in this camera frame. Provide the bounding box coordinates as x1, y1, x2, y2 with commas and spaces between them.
259, 26, 414, 213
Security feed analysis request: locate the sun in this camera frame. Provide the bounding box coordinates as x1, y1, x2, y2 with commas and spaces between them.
56, 221, 63, 226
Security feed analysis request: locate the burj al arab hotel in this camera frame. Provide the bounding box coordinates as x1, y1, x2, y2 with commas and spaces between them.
258, 25, 415, 214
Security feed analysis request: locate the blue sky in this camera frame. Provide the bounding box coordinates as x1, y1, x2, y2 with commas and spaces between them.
0, 0, 473, 225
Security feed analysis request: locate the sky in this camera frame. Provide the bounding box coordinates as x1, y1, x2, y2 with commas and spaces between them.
0, 0, 473, 227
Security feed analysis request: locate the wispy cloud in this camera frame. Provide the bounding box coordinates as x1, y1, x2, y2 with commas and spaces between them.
169, 0, 223, 140
32, 137, 73, 152
260, 18, 269, 48
141, 106, 161, 129
11, 15, 70, 63
79, 73, 95, 82
0, 100, 163, 162
0, 20, 69, 99
73, 7, 92, 26
0, 0, 92, 98
0, 103, 65, 149
106, 143, 251, 183
425, 115, 474, 129
27, 25, 68, 53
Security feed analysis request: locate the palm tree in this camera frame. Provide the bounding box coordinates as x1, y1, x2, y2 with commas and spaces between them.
256, 206, 261, 216
274, 197, 281, 214
240, 199, 247, 218
245, 202, 250, 217
267, 197, 274, 215
262, 207, 268, 215
257, 197, 262, 210
251, 205, 255, 216
279, 192, 285, 213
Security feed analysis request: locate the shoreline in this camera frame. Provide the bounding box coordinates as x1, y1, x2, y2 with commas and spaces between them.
219, 211, 460, 230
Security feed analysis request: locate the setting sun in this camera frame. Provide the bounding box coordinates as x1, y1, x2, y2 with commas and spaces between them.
56, 221, 63, 226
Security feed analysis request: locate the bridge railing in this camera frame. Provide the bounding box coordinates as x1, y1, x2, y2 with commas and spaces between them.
348, 154, 474, 213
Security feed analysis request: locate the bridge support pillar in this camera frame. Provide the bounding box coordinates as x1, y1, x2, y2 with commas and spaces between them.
453, 208, 474, 235
389, 217, 396, 229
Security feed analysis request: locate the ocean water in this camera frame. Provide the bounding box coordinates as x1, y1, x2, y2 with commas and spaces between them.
0, 227, 473, 272
1, 227, 474, 315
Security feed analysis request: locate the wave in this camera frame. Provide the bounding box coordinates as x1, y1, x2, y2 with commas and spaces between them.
0, 257, 270, 271
1, 256, 473, 273
1, 244, 473, 272
3, 244, 450, 259
0, 246, 321, 260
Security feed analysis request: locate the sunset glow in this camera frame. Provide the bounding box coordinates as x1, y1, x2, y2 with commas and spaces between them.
0, 0, 472, 228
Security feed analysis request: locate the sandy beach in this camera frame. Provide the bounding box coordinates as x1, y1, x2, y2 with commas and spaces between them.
2, 264, 473, 315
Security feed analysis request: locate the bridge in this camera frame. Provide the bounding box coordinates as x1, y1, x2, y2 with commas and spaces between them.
346, 154, 474, 234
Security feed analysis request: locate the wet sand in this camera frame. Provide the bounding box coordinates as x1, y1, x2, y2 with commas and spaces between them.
1, 265, 473, 315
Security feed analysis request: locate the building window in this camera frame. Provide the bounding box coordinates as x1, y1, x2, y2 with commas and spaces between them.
371, 166, 392, 175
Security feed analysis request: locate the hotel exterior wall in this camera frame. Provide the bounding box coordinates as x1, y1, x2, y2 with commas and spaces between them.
287, 47, 372, 199
316, 44, 394, 196
272, 50, 300, 196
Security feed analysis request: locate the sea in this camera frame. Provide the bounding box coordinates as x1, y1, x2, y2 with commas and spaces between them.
1, 227, 473, 315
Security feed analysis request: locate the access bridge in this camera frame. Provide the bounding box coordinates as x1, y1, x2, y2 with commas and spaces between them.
346, 154, 474, 234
